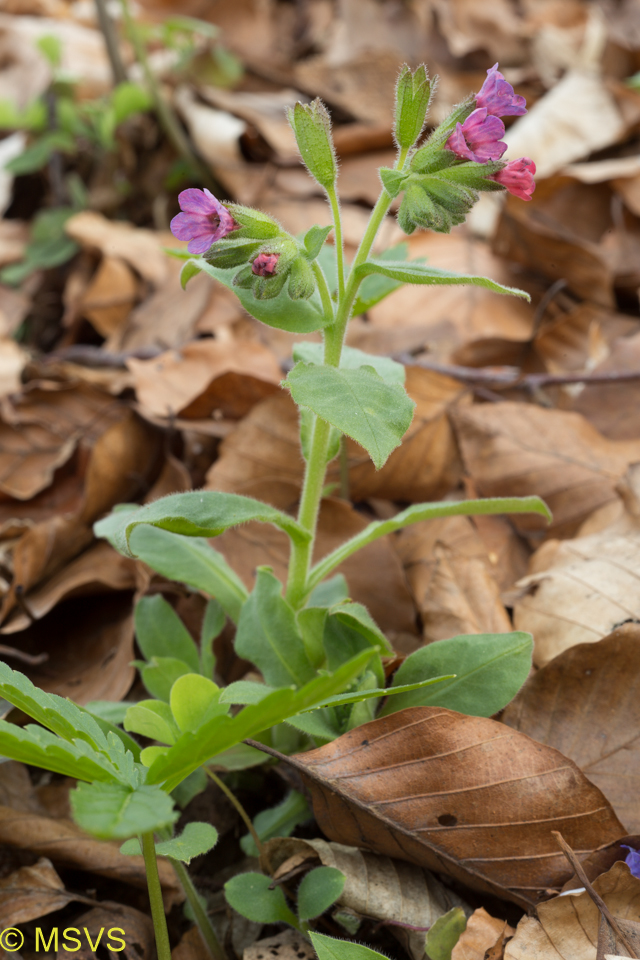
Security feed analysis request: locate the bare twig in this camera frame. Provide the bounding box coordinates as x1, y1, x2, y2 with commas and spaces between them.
396, 353, 640, 391
552, 831, 638, 958
94, 0, 128, 85
0, 644, 48, 666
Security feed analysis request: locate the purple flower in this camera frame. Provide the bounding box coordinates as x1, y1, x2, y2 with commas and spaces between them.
252, 252, 279, 276
170, 188, 237, 255
476, 63, 527, 117
446, 108, 507, 163
622, 845, 640, 879
490, 157, 536, 200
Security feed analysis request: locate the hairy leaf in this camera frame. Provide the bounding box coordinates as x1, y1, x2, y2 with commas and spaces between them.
135, 596, 200, 673
355, 260, 530, 300
285, 363, 415, 470
120, 821, 218, 863
71, 782, 179, 839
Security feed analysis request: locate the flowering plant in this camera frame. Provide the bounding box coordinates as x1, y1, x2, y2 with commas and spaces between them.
0, 65, 546, 960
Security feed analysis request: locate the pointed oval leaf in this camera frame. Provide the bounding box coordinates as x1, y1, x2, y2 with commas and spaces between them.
355, 259, 531, 300
102, 491, 312, 558
128, 526, 247, 623
235, 567, 315, 688
310, 933, 387, 960
293, 342, 405, 385
135, 595, 200, 672
120, 821, 219, 863
285, 363, 415, 470
124, 700, 179, 745
381, 632, 533, 718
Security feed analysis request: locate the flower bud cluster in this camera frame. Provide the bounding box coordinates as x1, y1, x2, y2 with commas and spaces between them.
170, 196, 320, 303
387, 64, 536, 234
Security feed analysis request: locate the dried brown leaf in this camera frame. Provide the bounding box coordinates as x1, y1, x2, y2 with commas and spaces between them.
503, 624, 640, 832
505, 863, 640, 960
452, 908, 515, 960
172, 925, 212, 960
284, 707, 624, 908
128, 338, 281, 421
512, 466, 640, 664
395, 513, 529, 643
262, 836, 468, 960
81, 255, 138, 338
451, 402, 640, 540
0, 857, 81, 926
57, 903, 154, 960
243, 930, 315, 960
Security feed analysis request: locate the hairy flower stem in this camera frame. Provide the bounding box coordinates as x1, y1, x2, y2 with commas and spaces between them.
170, 858, 228, 960
141, 831, 172, 960
285, 146, 410, 609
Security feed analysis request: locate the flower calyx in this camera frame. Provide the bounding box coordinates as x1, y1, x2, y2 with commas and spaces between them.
287, 99, 337, 190
394, 64, 435, 150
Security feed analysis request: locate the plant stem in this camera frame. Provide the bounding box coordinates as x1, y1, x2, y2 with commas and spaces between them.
326, 184, 345, 300
94, 0, 128, 85
204, 767, 263, 855
119, 0, 221, 194
140, 831, 172, 960
311, 260, 335, 320
170, 858, 227, 960
285, 146, 410, 608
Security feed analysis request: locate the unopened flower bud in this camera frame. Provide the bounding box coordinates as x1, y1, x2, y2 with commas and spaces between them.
225, 204, 281, 240
287, 99, 337, 190
288, 257, 315, 300
394, 64, 434, 150
489, 157, 536, 200
205, 237, 263, 269
252, 252, 280, 276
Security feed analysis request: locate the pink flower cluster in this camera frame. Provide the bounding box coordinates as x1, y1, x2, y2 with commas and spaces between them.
446, 64, 535, 201
170, 188, 236, 254
251, 253, 279, 276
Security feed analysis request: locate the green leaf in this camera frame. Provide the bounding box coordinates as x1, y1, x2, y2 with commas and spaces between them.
6, 131, 76, 175
124, 700, 179, 745
85, 700, 130, 725
424, 907, 467, 960
307, 575, 349, 608
36, 34, 62, 67
307, 496, 552, 594
172, 766, 208, 808
324, 601, 393, 672
284, 363, 415, 470
240, 790, 310, 857
310, 932, 388, 960
220, 680, 274, 705
235, 568, 316, 688
201, 598, 224, 679
170, 674, 225, 732
0, 721, 122, 783
381, 632, 533, 718
224, 872, 298, 927
355, 259, 531, 301
71, 782, 178, 840
145, 648, 376, 792
195, 259, 329, 334
298, 866, 345, 921
285, 708, 340, 741
126, 525, 247, 623
0, 661, 109, 751
120, 821, 218, 863
352, 243, 415, 315
293, 342, 405, 385
111, 81, 152, 124
304, 224, 333, 260
135, 595, 200, 673
139, 657, 193, 703
102, 491, 312, 557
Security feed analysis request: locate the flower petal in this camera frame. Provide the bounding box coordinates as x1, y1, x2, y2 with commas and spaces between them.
178, 188, 217, 215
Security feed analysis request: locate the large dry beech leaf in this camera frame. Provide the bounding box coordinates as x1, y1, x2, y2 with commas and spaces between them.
513, 466, 640, 665
502, 624, 640, 834
451, 403, 640, 540
283, 707, 624, 908
261, 836, 468, 960
207, 366, 466, 503
128, 338, 281, 422
505, 862, 640, 960
452, 908, 515, 960
0, 857, 82, 926
395, 513, 529, 643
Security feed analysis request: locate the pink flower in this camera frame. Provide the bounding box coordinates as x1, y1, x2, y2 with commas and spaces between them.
446, 108, 507, 163
252, 253, 279, 276
476, 63, 527, 117
490, 157, 536, 200
170, 188, 236, 255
